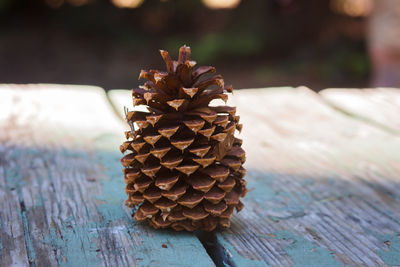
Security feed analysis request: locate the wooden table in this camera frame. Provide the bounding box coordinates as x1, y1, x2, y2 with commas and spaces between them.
1, 84, 400, 267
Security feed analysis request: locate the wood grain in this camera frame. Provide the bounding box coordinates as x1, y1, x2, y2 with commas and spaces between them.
0, 84, 215, 267
320, 88, 400, 135
224, 87, 400, 267
109, 87, 400, 267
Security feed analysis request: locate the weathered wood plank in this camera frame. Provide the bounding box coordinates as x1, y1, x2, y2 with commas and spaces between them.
108, 87, 400, 267
0, 151, 30, 266
224, 87, 400, 267
0, 84, 215, 267
320, 88, 400, 134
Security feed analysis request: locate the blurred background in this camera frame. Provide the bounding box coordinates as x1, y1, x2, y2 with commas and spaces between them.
1, 0, 399, 91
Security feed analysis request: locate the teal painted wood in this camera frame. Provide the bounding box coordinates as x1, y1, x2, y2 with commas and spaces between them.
0, 153, 30, 266
108, 87, 400, 267
216, 87, 400, 267
0, 84, 215, 267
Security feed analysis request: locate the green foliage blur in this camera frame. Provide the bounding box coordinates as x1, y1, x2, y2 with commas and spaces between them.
0, 0, 370, 90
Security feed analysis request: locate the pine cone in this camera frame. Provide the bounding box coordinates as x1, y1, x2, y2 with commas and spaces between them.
120, 45, 247, 231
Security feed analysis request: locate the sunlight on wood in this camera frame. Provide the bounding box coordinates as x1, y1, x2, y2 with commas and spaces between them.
0, 84, 126, 148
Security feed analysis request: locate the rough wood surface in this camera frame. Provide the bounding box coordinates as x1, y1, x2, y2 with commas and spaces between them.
320, 88, 400, 135
223, 87, 400, 267
3, 84, 400, 267
0, 84, 215, 267
109, 87, 400, 267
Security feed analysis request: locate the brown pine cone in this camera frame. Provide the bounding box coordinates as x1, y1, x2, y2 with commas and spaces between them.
120, 45, 247, 231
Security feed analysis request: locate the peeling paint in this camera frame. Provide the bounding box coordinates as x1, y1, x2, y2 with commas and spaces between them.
33, 174, 44, 208
377, 233, 400, 266
245, 172, 313, 221
219, 230, 344, 266
246, 181, 276, 203
41, 135, 122, 267
92, 133, 215, 267
216, 234, 268, 267
0, 218, 3, 252
4, 148, 36, 264
133, 229, 215, 267
363, 228, 400, 266
43, 224, 99, 267
38, 132, 215, 267
5, 149, 25, 191
245, 171, 276, 203
19, 208, 36, 264
274, 231, 343, 267
94, 133, 130, 222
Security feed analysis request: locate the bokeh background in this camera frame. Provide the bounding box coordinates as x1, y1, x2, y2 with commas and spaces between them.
1, 0, 397, 91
